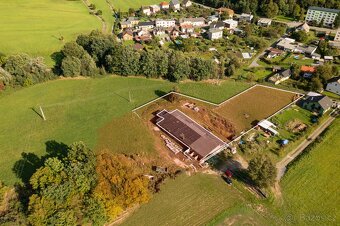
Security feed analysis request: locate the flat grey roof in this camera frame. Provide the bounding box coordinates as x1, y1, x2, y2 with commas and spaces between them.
308, 6, 340, 14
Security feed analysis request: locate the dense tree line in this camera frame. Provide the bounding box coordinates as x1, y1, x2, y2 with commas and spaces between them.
0, 54, 53, 88
195, 0, 340, 19
0, 142, 156, 225
54, 31, 219, 82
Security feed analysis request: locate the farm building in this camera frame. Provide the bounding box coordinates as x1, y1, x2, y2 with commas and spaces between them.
257, 120, 279, 135
156, 109, 226, 163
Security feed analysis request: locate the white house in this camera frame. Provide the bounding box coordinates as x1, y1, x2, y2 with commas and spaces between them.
223, 19, 238, 29
326, 77, 340, 95
141, 6, 151, 16
239, 13, 253, 23
207, 28, 223, 40
170, 0, 180, 11
155, 19, 176, 28
150, 5, 160, 14
182, 0, 192, 8
258, 120, 279, 135
257, 18, 272, 27
335, 30, 340, 42
160, 2, 170, 10
305, 6, 339, 27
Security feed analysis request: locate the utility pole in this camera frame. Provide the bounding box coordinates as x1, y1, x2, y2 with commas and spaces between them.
39, 106, 46, 121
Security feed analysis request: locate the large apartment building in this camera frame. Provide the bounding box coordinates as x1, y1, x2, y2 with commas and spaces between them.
305, 6, 339, 27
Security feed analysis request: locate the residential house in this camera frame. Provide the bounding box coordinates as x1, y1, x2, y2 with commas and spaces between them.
324, 56, 334, 62
160, 2, 170, 10
207, 28, 223, 40
150, 5, 160, 14
296, 45, 317, 56
216, 8, 234, 18
326, 76, 340, 95
141, 6, 151, 16
209, 21, 225, 30
267, 48, 284, 58
179, 17, 205, 27
121, 29, 134, 41
127, 17, 139, 26
276, 38, 297, 52
305, 6, 339, 27
296, 22, 310, 33
152, 27, 166, 37
239, 13, 253, 23
257, 18, 272, 27
223, 19, 238, 30
268, 69, 291, 85
138, 21, 155, 30
206, 15, 219, 24
120, 20, 132, 29
180, 24, 194, 33
170, 0, 180, 11
300, 65, 316, 78
302, 93, 333, 115
155, 19, 176, 27
168, 27, 180, 38
182, 0, 192, 8
334, 30, 340, 42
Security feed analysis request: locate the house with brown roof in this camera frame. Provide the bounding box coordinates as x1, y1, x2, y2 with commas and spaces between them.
160, 1, 170, 10
156, 109, 226, 163
300, 65, 316, 78
121, 29, 134, 41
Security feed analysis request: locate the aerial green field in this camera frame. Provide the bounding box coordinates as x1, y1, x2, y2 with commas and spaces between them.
0, 0, 101, 65
0, 76, 250, 184
109, 0, 161, 12
277, 118, 340, 225
122, 173, 272, 226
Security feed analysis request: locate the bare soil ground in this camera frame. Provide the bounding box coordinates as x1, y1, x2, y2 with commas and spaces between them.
214, 86, 297, 134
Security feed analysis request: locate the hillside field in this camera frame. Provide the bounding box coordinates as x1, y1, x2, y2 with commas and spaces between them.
0, 0, 101, 64
109, 0, 161, 12
122, 173, 273, 226
0, 76, 250, 184
277, 118, 340, 225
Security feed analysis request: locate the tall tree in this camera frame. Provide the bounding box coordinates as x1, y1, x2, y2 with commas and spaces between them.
248, 154, 277, 187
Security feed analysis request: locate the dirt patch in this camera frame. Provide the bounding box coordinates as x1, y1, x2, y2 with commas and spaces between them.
286, 119, 307, 133
214, 86, 297, 134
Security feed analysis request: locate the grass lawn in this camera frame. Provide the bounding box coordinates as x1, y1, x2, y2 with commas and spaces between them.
277, 118, 340, 225
90, 0, 115, 32
109, 0, 161, 12
0, 0, 101, 65
0, 76, 250, 185
273, 15, 295, 22
121, 173, 272, 226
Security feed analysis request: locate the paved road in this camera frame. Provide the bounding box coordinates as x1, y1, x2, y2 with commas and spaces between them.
276, 115, 336, 180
